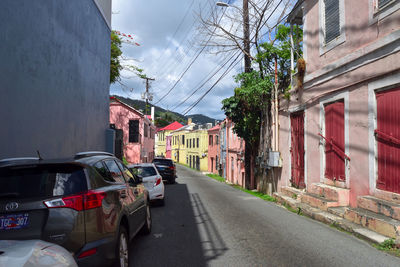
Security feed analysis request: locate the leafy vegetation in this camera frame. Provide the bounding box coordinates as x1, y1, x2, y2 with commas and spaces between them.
231, 185, 277, 202
206, 173, 225, 183
110, 31, 123, 84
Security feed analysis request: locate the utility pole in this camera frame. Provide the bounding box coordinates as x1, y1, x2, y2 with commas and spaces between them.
243, 0, 251, 73
141, 77, 155, 115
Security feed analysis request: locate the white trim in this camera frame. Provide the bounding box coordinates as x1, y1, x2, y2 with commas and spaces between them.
319, 91, 350, 187
303, 2, 308, 62
305, 30, 400, 88
369, 0, 400, 25
319, 0, 346, 55
368, 72, 400, 195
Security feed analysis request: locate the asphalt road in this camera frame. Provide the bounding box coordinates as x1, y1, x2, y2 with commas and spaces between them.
129, 165, 400, 267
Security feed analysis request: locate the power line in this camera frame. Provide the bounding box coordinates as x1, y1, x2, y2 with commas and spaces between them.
182, 51, 242, 115
154, 4, 228, 105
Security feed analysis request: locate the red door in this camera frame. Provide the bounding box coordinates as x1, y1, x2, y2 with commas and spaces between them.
290, 111, 305, 188
324, 101, 345, 181
376, 87, 400, 194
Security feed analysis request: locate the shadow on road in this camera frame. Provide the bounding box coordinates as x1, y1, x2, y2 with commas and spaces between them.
129, 181, 226, 266
191, 192, 228, 262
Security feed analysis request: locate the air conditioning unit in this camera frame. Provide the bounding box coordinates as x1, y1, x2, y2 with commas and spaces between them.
267, 151, 281, 167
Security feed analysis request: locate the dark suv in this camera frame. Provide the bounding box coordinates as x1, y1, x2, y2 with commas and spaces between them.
0, 152, 151, 267
152, 158, 176, 184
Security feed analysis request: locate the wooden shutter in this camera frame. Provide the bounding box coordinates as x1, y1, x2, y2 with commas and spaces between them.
324, 0, 340, 44
376, 87, 400, 194
324, 101, 345, 181
129, 120, 139, 143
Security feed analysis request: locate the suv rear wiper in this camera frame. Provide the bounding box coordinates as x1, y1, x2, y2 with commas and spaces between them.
0, 192, 20, 198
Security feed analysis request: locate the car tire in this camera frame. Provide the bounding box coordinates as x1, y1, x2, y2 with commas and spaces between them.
169, 177, 175, 184
140, 201, 152, 235
116, 226, 129, 267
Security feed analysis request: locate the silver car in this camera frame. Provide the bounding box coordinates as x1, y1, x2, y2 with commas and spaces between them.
0, 240, 77, 267
129, 163, 165, 205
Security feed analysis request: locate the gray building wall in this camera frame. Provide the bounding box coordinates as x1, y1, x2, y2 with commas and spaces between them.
0, 0, 111, 159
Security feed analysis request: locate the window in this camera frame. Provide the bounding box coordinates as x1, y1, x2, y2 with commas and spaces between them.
116, 160, 134, 181
129, 120, 139, 143
209, 135, 213, 146
94, 161, 114, 182
182, 135, 185, 145
319, 0, 345, 54
189, 139, 192, 148
197, 138, 199, 148
144, 123, 148, 138
103, 160, 126, 183
323, 0, 340, 44
216, 135, 219, 145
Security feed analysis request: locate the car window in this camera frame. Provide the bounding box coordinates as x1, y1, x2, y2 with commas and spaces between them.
103, 160, 126, 183
94, 161, 114, 182
116, 161, 135, 182
153, 159, 173, 166
0, 164, 87, 199
133, 166, 157, 177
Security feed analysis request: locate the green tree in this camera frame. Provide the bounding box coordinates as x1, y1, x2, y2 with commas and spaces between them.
110, 31, 123, 84
222, 24, 302, 191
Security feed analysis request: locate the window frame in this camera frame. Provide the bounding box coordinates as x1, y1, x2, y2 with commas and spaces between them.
319, 0, 346, 55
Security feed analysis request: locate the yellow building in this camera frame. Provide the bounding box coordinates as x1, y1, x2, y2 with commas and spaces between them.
185, 128, 209, 172
170, 123, 195, 165
155, 121, 183, 157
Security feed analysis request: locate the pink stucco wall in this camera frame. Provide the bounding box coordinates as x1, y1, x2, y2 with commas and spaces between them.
225, 120, 245, 186
208, 126, 220, 174
278, 0, 400, 207
110, 101, 155, 164
166, 135, 171, 159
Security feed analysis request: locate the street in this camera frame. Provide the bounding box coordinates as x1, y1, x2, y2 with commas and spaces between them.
129, 165, 400, 267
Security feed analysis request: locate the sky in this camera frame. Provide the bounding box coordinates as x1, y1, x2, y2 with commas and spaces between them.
110, 0, 292, 119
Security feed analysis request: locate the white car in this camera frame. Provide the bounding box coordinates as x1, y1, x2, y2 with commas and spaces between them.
129, 163, 165, 205
0, 240, 77, 267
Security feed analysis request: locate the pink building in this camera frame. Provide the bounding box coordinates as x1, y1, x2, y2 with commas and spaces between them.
225, 120, 246, 187
275, 0, 400, 240
166, 135, 172, 159
208, 124, 220, 174
109, 97, 155, 164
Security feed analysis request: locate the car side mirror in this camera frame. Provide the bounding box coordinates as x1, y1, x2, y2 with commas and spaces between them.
129, 176, 141, 186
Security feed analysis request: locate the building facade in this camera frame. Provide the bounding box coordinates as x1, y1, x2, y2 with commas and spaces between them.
185, 128, 209, 172
0, 0, 112, 159
225, 120, 245, 186
276, 0, 400, 241
109, 97, 155, 164
208, 124, 221, 174
155, 121, 183, 157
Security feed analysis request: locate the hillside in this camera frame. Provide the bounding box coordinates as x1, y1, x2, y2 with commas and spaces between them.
111, 95, 219, 126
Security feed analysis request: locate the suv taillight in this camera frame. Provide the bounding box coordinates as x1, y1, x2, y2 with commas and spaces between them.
169, 166, 175, 170
44, 191, 106, 211
155, 177, 161, 186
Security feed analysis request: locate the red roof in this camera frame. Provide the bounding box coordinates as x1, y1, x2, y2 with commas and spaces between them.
159, 121, 184, 131
208, 124, 220, 132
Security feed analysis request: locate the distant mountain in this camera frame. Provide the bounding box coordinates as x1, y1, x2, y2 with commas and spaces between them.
111, 95, 220, 126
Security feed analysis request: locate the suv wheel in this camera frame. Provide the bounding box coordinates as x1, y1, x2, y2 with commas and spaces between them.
117, 226, 129, 267
141, 202, 152, 235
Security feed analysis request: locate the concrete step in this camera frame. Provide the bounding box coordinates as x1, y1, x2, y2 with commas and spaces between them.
301, 193, 343, 211
358, 195, 400, 221
280, 186, 304, 200
308, 183, 349, 205
344, 207, 400, 240
275, 193, 390, 244
327, 206, 348, 218
273, 192, 299, 210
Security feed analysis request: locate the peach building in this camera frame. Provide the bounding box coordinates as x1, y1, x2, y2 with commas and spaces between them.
109, 97, 155, 164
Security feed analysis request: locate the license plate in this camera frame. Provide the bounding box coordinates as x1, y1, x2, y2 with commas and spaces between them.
0, 213, 29, 230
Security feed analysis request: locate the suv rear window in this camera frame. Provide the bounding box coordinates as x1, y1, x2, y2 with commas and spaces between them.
152, 159, 174, 166
0, 164, 87, 200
